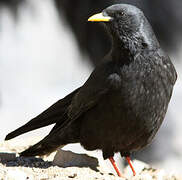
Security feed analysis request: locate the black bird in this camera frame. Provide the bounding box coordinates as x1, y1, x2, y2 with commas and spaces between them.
5, 4, 177, 176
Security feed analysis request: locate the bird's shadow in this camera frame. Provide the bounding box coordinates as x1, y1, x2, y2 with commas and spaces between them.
0, 152, 99, 171
0, 152, 53, 169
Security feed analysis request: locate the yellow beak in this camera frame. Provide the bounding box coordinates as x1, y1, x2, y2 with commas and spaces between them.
88, 13, 112, 22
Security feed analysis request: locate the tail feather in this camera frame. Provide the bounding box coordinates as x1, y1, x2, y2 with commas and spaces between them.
5, 115, 60, 141
20, 114, 80, 157
5, 88, 80, 140
20, 136, 61, 157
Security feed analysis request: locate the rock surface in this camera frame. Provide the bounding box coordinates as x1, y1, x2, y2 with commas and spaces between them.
53, 149, 99, 171
0, 137, 181, 180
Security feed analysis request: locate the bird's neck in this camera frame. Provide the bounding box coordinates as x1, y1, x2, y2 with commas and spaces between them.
110, 31, 159, 63
111, 35, 139, 63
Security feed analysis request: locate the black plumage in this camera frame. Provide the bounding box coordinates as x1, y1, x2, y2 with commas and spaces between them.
5, 4, 177, 176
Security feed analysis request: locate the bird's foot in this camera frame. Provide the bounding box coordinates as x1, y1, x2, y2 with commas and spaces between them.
109, 157, 124, 178
125, 156, 136, 176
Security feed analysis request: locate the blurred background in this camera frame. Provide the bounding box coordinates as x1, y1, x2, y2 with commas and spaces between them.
0, 0, 182, 174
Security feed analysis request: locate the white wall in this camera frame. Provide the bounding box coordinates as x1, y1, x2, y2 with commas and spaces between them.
0, 0, 91, 140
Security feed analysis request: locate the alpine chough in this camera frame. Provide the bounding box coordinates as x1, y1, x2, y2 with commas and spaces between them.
5, 4, 177, 176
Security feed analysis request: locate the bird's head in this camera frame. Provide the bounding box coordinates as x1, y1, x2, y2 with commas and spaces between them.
88, 4, 144, 36
88, 4, 159, 53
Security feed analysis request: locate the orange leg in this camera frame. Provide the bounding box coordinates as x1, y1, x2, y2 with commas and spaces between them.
126, 156, 136, 176
109, 157, 123, 177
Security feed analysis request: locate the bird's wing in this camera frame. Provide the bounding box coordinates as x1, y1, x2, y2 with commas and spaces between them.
67, 65, 111, 121
5, 87, 81, 140
19, 69, 111, 157
68, 84, 108, 120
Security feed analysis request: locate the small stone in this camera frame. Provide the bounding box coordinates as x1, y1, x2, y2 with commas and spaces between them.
68, 173, 77, 178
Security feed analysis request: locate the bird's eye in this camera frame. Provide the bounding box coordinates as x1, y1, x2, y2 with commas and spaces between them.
119, 12, 125, 16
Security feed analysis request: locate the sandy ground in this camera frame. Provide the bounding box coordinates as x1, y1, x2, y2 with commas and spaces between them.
0, 137, 181, 180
